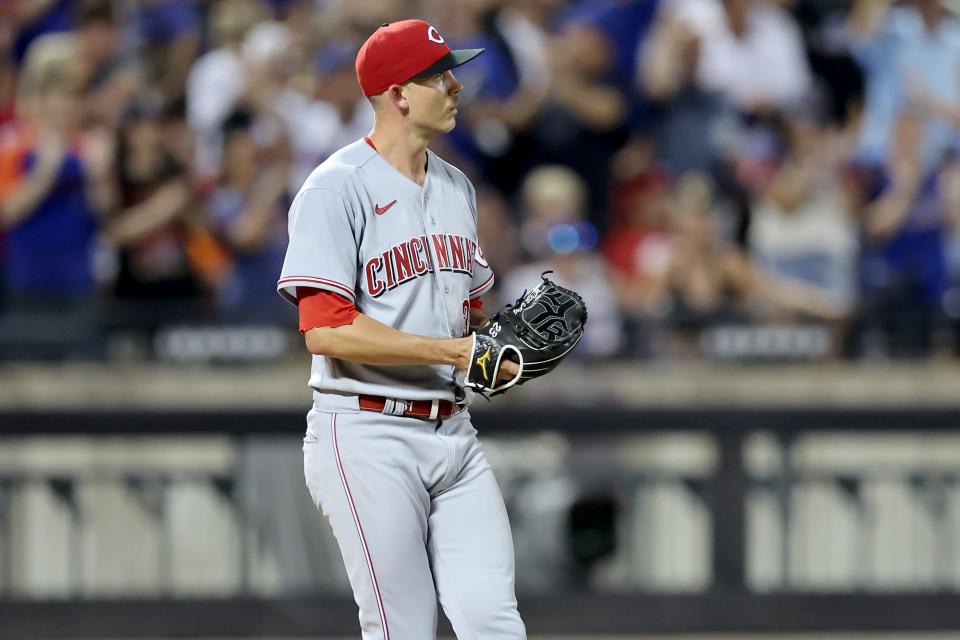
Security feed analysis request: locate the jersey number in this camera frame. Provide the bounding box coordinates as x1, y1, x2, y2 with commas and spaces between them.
461, 299, 470, 337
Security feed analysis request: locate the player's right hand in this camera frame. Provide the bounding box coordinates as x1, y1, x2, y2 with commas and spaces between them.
455, 336, 518, 384
497, 359, 520, 384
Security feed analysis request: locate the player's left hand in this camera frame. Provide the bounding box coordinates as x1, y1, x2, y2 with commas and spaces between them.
463, 273, 587, 398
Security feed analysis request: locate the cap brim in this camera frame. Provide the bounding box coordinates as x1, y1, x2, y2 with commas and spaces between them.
409, 48, 485, 81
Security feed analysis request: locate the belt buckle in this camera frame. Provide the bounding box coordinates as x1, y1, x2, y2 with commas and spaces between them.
382, 398, 409, 416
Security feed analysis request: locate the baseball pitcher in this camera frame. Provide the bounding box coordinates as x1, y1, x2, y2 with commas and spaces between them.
278, 19, 585, 640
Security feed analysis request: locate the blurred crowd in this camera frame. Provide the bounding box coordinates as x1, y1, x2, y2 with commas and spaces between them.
2, 0, 960, 362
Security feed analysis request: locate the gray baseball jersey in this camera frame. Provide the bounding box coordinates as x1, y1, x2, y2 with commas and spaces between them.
277, 138, 495, 405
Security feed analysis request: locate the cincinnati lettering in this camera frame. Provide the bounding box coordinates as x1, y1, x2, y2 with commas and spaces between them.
365, 233, 476, 298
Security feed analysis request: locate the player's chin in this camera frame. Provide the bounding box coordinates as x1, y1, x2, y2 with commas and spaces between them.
437, 113, 457, 133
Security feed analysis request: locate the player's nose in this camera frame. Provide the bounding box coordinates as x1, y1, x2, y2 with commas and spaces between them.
446, 70, 463, 96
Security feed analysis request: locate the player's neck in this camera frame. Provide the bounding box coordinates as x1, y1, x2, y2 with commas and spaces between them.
367, 127, 430, 187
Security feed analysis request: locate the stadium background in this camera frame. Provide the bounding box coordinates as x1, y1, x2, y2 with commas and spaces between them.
2, 0, 960, 638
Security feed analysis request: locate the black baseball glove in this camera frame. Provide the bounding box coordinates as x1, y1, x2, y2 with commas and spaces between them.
464, 272, 588, 397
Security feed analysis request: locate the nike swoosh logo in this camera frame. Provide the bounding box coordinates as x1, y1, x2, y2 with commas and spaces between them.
375, 200, 397, 215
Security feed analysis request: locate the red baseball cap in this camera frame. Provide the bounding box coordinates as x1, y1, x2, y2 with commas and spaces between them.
355, 19, 484, 97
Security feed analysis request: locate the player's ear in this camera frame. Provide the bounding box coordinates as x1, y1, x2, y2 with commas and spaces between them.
386, 84, 410, 113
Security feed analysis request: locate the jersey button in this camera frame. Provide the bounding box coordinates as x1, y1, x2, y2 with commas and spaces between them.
430, 217, 436, 224
443, 285, 450, 294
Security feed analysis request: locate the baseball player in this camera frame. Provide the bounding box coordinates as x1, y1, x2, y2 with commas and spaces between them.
277, 20, 526, 640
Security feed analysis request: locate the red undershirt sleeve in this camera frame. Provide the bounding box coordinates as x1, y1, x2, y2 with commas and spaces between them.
298, 288, 479, 334
297, 287, 360, 334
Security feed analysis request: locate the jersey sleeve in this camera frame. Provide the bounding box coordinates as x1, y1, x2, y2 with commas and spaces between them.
469, 243, 495, 299
277, 187, 358, 306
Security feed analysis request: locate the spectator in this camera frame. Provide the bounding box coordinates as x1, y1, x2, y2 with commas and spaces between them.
640, 1, 755, 245
235, 19, 297, 164
793, 0, 864, 126
557, 0, 663, 132
856, 109, 954, 356
602, 167, 675, 355
750, 114, 859, 315
186, 0, 268, 179
644, 0, 812, 114
105, 101, 205, 331
850, 0, 960, 168
654, 172, 749, 346
603, 167, 674, 318
641, 3, 736, 177
521, 19, 629, 228
245, 22, 373, 196
130, 0, 202, 105
9, 0, 75, 63
650, 172, 846, 353
206, 110, 289, 321
558, 0, 661, 97
442, 0, 628, 224
312, 43, 375, 154
0, 34, 110, 306
75, 0, 142, 128
442, 0, 552, 194
505, 165, 624, 358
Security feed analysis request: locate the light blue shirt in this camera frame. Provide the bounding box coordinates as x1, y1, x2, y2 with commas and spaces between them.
854, 8, 960, 166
